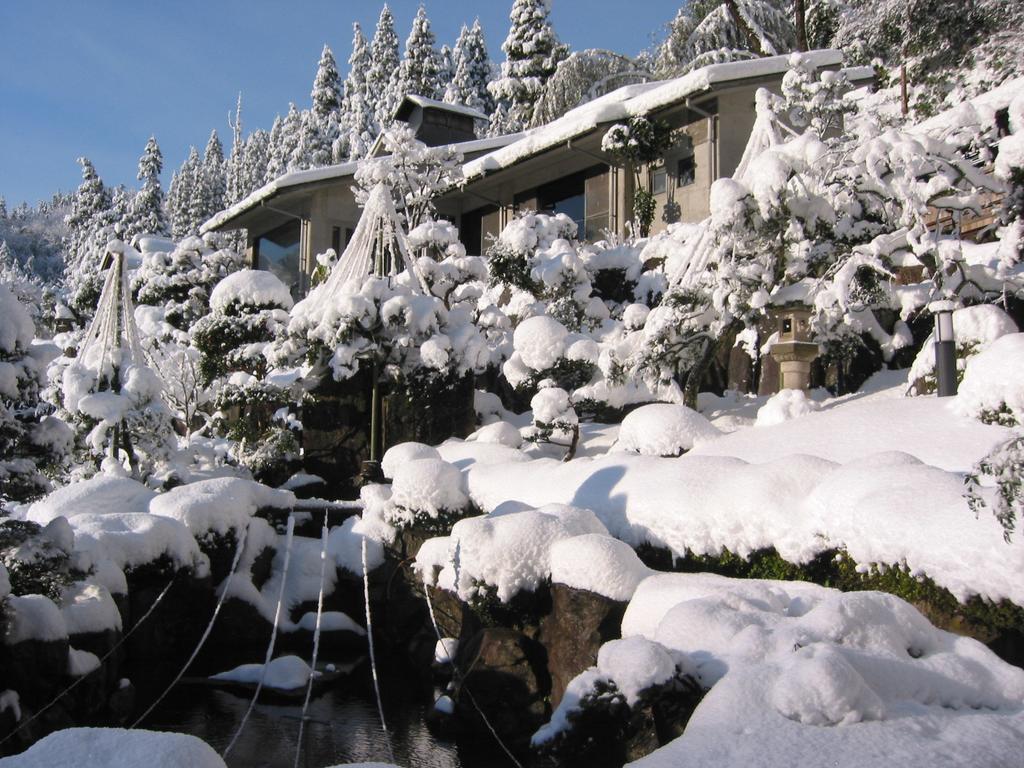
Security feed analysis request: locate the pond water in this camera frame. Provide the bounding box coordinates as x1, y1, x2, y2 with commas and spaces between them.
138, 658, 529, 768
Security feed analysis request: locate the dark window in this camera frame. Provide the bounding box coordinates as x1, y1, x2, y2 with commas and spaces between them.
677, 156, 696, 187
331, 226, 341, 254
254, 219, 301, 299
651, 166, 667, 195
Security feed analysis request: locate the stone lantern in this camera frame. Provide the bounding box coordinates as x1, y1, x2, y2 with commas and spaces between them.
768, 303, 819, 391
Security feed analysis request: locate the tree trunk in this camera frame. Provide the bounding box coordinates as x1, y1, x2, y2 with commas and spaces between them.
794, 0, 807, 51
723, 0, 765, 56
683, 338, 717, 410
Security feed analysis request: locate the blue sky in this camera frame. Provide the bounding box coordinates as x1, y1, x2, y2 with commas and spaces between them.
0, 1, 682, 207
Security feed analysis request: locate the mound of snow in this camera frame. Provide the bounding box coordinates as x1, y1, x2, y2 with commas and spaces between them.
70, 512, 206, 575
953, 333, 1024, 424
209, 268, 293, 312
468, 421, 523, 448
27, 476, 155, 524
513, 315, 568, 371
381, 441, 441, 480
149, 478, 294, 537
390, 458, 468, 516
620, 573, 1024, 768
755, 389, 820, 427
424, 505, 605, 602
3, 594, 67, 644
614, 403, 720, 456
550, 533, 652, 601
60, 581, 123, 635
0, 728, 226, 768
296, 611, 365, 635
210, 654, 315, 690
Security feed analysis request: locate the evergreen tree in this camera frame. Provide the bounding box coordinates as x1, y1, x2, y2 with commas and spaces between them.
291, 109, 332, 170
341, 22, 376, 161
65, 157, 117, 313
169, 146, 202, 238
128, 136, 169, 238
202, 129, 226, 221
397, 5, 442, 101
278, 104, 303, 174
244, 129, 270, 192
445, 19, 495, 116
265, 114, 286, 182
488, 0, 569, 132
311, 43, 343, 124
110, 185, 132, 238
368, 4, 402, 130
654, 1, 795, 77
438, 44, 454, 91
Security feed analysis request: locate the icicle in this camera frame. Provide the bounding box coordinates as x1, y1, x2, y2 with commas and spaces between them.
362, 537, 395, 764
294, 513, 331, 768
224, 515, 296, 758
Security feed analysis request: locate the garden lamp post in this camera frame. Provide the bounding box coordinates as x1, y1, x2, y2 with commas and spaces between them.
930, 300, 957, 397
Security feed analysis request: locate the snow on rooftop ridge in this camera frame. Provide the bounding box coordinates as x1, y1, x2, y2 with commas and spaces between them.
398, 93, 488, 121
464, 50, 847, 181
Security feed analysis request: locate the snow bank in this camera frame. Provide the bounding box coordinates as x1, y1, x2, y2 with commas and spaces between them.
467, 421, 523, 448
210, 655, 315, 690
26, 475, 155, 524
620, 574, 1024, 768
209, 268, 293, 312
953, 333, 1024, 424
0, 728, 226, 768
613, 403, 720, 456
549, 534, 652, 601
149, 477, 294, 537
755, 388, 820, 427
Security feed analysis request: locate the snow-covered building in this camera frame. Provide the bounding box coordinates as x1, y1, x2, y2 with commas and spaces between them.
203, 50, 872, 294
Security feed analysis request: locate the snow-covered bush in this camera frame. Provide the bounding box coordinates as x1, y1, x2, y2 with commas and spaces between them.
523, 384, 579, 459
601, 116, 675, 236
131, 235, 244, 331
0, 517, 73, 600
192, 269, 299, 482
386, 458, 471, 535
613, 403, 719, 456
0, 285, 71, 501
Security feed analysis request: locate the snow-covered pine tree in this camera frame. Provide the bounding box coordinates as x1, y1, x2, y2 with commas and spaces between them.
278, 104, 303, 174
65, 158, 117, 314
339, 22, 372, 161
488, 0, 569, 133
169, 147, 201, 238
202, 129, 227, 222
128, 136, 169, 238
368, 4, 402, 131
0, 285, 72, 502
311, 44, 342, 162
445, 19, 495, 116
397, 5, 442, 101
438, 44, 454, 91
291, 109, 332, 170
109, 185, 132, 238
265, 114, 287, 182
654, 0, 796, 78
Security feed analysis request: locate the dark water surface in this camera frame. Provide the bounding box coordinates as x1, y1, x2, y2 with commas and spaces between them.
139, 659, 521, 768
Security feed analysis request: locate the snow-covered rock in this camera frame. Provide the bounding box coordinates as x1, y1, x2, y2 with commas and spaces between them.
381, 441, 441, 480
210, 655, 315, 690
3, 594, 67, 644
549, 533, 652, 601
0, 728, 227, 768
149, 477, 295, 538
390, 458, 469, 519
26, 475, 155, 524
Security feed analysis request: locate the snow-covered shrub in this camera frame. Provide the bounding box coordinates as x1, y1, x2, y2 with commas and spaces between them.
523, 384, 579, 460
755, 388, 820, 427
193, 269, 299, 482
953, 332, 1024, 426
0, 518, 73, 600
613, 403, 720, 457
131, 235, 245, 330
907, 305, 1018, 396
602, 116, 675, 236
387, 458, 471, 535
0, 285, 71, 501
381, 441, 441, 480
